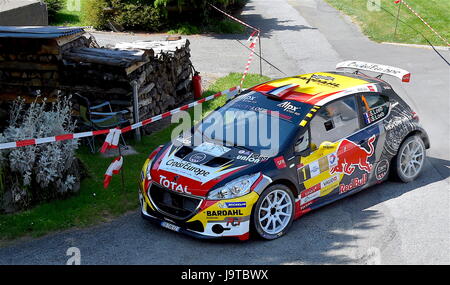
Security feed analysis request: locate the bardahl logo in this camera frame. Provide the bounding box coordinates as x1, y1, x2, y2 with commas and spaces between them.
206, 209, 244, 216
165, 159, 210, 177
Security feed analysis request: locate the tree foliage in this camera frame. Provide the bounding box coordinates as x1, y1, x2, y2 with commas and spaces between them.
85, 0, 246, 31
45, 0, 65, 21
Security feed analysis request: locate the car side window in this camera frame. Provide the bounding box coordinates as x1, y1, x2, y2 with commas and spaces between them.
359, 93, 390, 125
309, 96, 359, 149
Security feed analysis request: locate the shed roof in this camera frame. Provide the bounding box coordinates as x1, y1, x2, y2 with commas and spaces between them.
0, 26, 85, 39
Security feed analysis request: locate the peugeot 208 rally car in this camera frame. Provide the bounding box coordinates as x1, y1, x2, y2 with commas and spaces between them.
138, 61, 430, 240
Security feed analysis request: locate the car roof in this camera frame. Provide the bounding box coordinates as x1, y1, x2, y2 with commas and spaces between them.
251, 71, 386, 106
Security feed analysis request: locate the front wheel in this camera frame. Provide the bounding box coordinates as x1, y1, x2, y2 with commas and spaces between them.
393, 135, 426, 182
252, 184, 295, 240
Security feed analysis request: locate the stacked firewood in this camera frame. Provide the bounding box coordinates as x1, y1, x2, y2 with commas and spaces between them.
116, 39, 193, 123
61, 38, 193, 131
0, 29, 194, 133
0, 35, 96, 92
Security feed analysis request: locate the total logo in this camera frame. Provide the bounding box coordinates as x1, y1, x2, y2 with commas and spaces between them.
159, 175, 192, 194
277, 101, 299, 113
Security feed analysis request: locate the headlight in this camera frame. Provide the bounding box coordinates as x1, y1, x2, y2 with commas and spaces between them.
207, 173, 261, 200
146, 161, 153, 180
142, 145, 163, 182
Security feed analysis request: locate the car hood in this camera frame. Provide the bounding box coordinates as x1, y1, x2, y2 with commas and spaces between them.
149, 141, 271, 197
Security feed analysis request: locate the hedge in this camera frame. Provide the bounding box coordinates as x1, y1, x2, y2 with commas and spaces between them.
84, 0, 246, 31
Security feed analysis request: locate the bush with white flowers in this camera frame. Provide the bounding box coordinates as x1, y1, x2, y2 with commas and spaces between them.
0, 96, 82, 213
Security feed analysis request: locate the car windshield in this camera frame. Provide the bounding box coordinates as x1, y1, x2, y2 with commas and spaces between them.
193, 90, 312, 156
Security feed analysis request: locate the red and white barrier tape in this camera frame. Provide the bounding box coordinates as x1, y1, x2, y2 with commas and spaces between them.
0, 129, 110, 150
100, 128, 122, 153
240, 31, 260, 90
394, 0, 449, 46
207, 4, 261, 92
119, 86, 239, 134
100, 85, 240, 152
104, 155, 123, 189
209, 4, 260, 32
0, 86, 240, 151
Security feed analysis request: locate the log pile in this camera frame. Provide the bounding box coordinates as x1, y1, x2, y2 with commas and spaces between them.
0, 27, 194, 134
0, 31, 95, 92
115, 39, 193, 125
61, 38, 193, 132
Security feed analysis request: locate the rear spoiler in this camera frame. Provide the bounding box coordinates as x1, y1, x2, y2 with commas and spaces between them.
336, 60, 411, 82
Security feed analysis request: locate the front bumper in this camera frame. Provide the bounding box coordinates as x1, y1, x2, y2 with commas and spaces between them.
139, 182, 259, 241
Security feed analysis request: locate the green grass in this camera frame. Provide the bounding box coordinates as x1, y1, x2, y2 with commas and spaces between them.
209, 19, 246, 34
325, 0, 449, 46
0, 73, 270, 242
167, 23, 202, 35
166, 19, 246, 35
51, 0, 89, 27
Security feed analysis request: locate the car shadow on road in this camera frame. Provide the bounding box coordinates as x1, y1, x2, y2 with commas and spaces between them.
1, 158, 445, 265
427, 156, 450, 183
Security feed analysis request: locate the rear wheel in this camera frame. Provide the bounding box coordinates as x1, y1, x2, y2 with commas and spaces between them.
252, 184, 295, 240
393, 135, 426, 182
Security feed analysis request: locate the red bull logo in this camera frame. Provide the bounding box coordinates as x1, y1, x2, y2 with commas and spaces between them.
339, 174, 368, 194
330, 135, 376, 175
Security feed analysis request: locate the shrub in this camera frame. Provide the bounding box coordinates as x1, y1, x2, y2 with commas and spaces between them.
113, 1, 165, 31
45, 0, 65, 21
85, 0, 164, 31
84, 0, 247, 32
84, 0, 110, 29
0, 96, 81, 213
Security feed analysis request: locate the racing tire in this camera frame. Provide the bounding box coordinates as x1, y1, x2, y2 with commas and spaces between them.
252, 184, 295, 240
392, 135, 426, 183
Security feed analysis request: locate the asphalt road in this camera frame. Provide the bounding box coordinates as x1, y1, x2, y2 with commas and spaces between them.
0, 0, 448, 265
